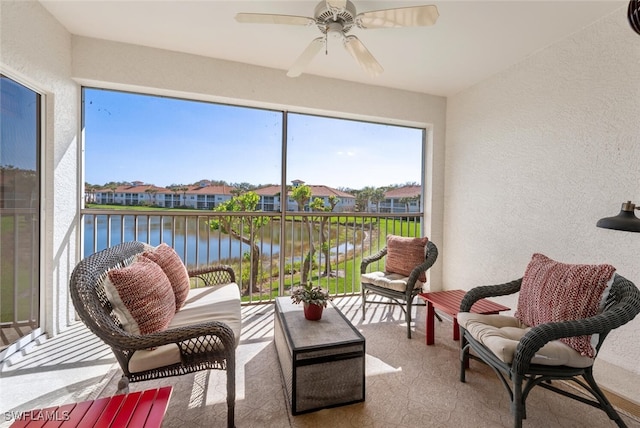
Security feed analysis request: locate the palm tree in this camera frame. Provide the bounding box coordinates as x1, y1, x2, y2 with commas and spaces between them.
105, 183, 118, 204
210, 191, 269, 295
179, 186, 189, 207
371, 187, 386, 213
399, 196, 419, 213
291, 185, 314, 285
312, 195, 338, 276
144, 187, 158, 206
357, 186, 375, 212
168, 185, 181, 208
84, 182, 97, 204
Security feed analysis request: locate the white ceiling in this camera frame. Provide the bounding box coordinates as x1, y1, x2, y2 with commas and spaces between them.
40, 0, 626, 97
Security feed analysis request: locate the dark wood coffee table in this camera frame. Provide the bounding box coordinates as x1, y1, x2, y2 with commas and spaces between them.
274, 297, 365, 415
418, 289, 510, 345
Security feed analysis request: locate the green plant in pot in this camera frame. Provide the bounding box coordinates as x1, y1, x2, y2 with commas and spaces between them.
291, 283, 331, 320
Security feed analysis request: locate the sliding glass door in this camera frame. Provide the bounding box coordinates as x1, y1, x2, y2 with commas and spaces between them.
0, 74, 41, 350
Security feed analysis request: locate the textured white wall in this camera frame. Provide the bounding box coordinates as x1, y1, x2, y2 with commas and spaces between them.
445, 8, 640, 401
0, 1, 79, 336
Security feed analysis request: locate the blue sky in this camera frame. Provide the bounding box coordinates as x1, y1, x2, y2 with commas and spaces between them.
1, 77, 38, 171
83, 88, 423, 189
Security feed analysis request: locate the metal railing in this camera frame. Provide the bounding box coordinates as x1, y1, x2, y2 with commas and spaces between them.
81, 209, 423, 304
0, 208, 40, 350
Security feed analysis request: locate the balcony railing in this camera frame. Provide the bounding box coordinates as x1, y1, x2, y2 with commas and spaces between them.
81, 209, 423, 304
1, 208, 40, 350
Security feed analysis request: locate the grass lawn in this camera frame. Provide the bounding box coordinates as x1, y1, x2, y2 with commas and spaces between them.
236, 217, 421, 302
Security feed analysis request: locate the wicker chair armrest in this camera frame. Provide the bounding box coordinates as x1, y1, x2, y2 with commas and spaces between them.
188, 265, 236, 286
360, 247, 388, 274
107, 321, 236, 352
460, 278, 522, 312
405, 241, 439, 289
512, 314, 613, 374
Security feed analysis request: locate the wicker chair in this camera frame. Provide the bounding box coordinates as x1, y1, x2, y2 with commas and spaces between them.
69, 241, 239, 428
459, 274, 640, 428
360, 240, 438, 338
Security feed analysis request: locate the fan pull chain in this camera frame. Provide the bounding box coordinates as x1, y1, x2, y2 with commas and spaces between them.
324, 33, 328, 55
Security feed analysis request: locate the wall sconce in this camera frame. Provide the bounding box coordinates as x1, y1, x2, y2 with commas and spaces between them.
597, 201, 640, 232
630, 0, 640, 35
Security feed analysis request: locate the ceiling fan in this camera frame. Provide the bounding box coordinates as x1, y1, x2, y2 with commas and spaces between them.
235, 0, 439, 78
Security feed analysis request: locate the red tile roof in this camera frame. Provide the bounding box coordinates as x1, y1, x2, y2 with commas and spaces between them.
187, 184, 234, 195
107, 184, 169, 194
385, 185, 421, 198
254, 185, 354, 198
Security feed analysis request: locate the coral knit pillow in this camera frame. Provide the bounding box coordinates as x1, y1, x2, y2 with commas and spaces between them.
103, 257, 176, 335
141, 243, 190, 311
515, 253, 616, 358
385, 235, 429, 282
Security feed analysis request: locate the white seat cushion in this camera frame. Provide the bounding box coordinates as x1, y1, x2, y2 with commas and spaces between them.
129, 282, 242, 374
457, 312, 594, 368
361, 271, 424, 292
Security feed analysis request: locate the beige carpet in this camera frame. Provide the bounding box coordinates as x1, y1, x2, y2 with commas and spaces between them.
88, 297, 639, 428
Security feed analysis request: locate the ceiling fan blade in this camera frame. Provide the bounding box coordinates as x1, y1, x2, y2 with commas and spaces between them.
235, 13, 315, 26
343, 35, 383, 77
287, 37, 325, 77
326, 0, 347, 10
357, 5, 439, 29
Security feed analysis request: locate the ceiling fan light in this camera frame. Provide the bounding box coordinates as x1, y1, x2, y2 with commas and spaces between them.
326, 22, 344, 40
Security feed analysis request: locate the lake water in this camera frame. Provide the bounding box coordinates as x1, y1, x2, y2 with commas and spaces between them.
84, 215, 356, 267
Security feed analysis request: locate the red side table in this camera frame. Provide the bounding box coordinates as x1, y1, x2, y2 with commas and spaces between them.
418, 289, 510, 345
9, 386, 172, 428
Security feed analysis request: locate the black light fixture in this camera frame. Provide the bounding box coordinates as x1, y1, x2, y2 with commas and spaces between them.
630, 0, 640, 35
597, 201, 640, 232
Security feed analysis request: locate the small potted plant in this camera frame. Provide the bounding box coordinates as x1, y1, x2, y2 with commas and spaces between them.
291, 283, 331, 320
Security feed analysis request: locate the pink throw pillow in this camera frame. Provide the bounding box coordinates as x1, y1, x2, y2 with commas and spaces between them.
515, 253, 615, 358
385, 235, 429, 282
103, 257, 176, 335
141, 243, 190, 311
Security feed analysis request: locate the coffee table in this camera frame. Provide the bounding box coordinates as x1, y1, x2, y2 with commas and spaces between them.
418, 289, 510, 345
273, 297, 365, 415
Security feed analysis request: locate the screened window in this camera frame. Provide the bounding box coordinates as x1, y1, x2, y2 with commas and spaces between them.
83, 88, 423, 201
0, 74, 41, 350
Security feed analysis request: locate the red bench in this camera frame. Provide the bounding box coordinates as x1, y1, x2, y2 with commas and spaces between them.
9, 386, 172, 428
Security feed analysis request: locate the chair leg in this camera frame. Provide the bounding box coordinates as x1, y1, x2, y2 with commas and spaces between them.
512, 375, 524, 428
227, 358, 236, 428
582, 371, 627, 427
460, 340, 469, 382
361, 287, 367, 319
406, 298, 412, 339
117, 375, 129, 394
